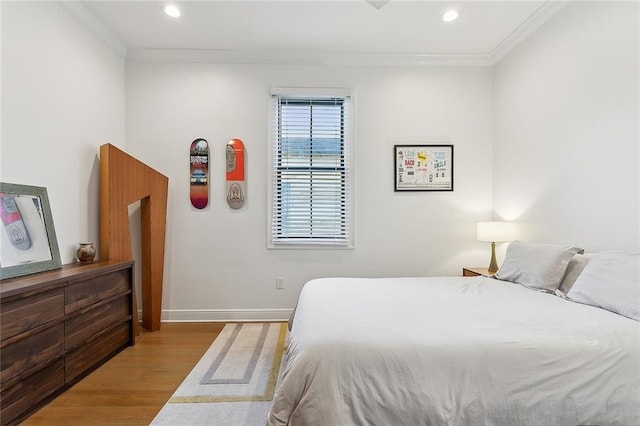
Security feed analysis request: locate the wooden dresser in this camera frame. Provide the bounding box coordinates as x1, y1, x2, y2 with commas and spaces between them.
0, 260, 135, 426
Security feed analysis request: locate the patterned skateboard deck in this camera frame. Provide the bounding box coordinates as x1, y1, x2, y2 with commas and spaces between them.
190, 138, 209, 209
0, 193, 32, 250
226, 138, 245, 209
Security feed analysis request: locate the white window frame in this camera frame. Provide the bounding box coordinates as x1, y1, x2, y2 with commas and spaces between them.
267, 87, 354, 249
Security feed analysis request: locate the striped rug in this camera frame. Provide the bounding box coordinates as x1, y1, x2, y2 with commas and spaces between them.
151, 322, 287, 425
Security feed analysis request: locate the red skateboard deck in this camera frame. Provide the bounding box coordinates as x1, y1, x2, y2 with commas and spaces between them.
0, 193, 32, 250
226, 138, 245, 209
190, 138, 209, 209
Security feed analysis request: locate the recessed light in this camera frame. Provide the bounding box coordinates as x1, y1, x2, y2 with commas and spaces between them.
164, 5, 181, 18
442, 9, 459, 23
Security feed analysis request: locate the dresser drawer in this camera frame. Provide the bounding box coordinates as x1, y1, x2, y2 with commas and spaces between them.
65, 295, 131, 349
1, 323, 65, 384
65, 269, 130, 314
0, 358, 64, 426
0, 288, 64, 341
65, 322, 131, 383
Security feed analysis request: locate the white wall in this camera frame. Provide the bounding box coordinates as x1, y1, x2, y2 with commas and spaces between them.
7, 1, 634, 322
126, 62, 494, 320
1, 2, 126, 263
493, 2, 639, 251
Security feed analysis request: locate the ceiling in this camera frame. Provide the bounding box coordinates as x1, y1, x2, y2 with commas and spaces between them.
71, 0, 567, 65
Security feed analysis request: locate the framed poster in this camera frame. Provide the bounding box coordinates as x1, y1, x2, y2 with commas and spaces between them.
0, 182, 61, 279
394, 145, 453, 192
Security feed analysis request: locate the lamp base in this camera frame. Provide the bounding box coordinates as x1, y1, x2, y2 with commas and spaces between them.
488, 241, 499, 274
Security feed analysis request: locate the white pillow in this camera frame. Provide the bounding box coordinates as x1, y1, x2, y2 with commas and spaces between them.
567, 252, 640, 321
495, 241, 583, 292
557, 253, 591, 296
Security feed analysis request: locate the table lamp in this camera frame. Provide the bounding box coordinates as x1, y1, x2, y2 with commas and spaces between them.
477, 221, 512, 273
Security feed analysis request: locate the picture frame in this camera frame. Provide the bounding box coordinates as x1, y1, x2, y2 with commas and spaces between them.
394, 145, 454, 192
0, 182, 62, 280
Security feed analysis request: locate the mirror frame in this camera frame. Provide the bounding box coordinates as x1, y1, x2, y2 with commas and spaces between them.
0, 182, 62, 280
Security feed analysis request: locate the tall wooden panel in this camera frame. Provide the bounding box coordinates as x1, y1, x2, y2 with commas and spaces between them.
99, 144, 168, 331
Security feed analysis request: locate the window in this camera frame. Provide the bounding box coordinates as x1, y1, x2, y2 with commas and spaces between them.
269, 89, 353, 247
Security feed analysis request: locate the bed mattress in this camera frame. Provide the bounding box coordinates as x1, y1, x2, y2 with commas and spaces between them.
268, 276, 640, 425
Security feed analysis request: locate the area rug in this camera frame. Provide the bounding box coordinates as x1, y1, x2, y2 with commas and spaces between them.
150, 322, 287, 426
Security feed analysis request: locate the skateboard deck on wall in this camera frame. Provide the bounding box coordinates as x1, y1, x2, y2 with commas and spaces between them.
190, 138, 209, 209
226, 138, 245, 209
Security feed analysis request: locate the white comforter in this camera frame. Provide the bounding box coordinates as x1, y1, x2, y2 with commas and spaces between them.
268, 276, 640, 426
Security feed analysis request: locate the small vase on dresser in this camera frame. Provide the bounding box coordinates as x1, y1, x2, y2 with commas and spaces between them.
76, 243, 96, 262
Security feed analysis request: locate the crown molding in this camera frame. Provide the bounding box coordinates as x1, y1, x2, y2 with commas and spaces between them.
490, 0, 569, 64
126, 48, 493, 67
58, 0, 566, 67
57, 1, 127, 58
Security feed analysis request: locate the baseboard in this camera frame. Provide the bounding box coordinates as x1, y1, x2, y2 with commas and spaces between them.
137, 309, 293, 323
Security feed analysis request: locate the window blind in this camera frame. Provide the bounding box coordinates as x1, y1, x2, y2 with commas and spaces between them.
271, 94, 352, 246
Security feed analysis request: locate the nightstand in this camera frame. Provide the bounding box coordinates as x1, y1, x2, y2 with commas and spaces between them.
462, 267, 494, 277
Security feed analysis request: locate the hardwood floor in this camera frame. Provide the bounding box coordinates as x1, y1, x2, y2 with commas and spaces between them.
21, 322, 226, 426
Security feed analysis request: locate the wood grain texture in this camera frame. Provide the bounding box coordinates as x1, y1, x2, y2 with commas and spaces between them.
65, 270, 130, 314
0, 288, 64, 341
0, 261, 135, 426
1, 324, 65, 385
22, 322, 227, 426
65, 323, 131, 383
99, 143, 168, 332
65, 297, 131, 349
1, 360, 65, 426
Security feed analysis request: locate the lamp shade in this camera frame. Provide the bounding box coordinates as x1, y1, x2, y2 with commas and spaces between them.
477, 221, 512, 243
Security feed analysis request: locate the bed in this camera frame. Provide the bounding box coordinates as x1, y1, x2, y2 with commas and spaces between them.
267, 243, 640, 426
